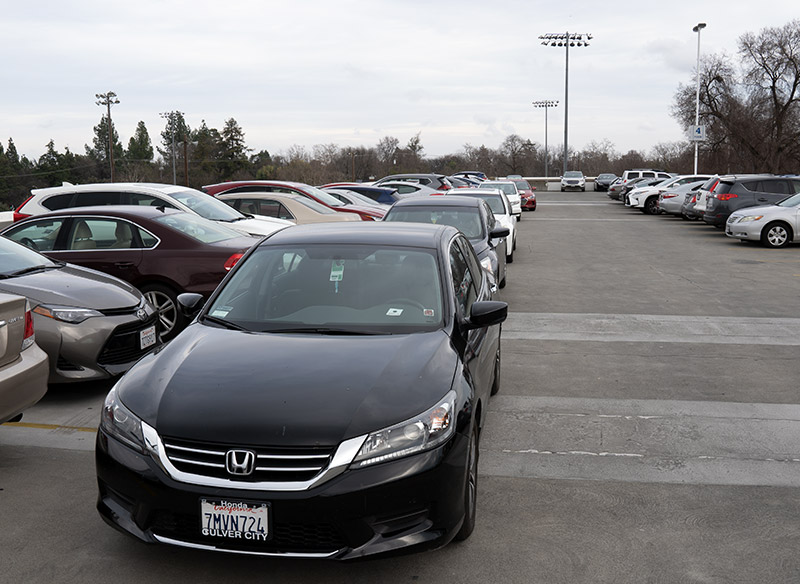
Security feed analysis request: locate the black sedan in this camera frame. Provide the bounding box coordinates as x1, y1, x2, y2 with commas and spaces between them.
383, 195, 509, 289
96, 222, 507, 559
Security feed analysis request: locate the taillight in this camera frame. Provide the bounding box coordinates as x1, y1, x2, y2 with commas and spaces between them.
13, 195, 33, 222
439, 184, 452, 190
22, 304, 35, 350
224, 253, 244, 271
716, 193, 738, 201
361, 215, 376, 221
690, 195, 697, 203
663, 194, 678, 199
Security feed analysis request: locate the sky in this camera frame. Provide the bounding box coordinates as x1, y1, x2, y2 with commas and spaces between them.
2, 0, 797, 162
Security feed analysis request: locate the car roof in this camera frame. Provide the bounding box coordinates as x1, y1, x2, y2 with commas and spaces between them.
31, 182, 193, 196
390, 195, 484, 208
15, 205, 187, 221
260, 221, 455, 249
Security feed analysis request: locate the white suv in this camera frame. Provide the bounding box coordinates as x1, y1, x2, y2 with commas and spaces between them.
14, 183, 293, 237
626, 174, 714, 214
560, 171, 586, 192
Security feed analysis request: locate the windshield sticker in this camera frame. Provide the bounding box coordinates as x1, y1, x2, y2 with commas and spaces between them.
423, 309, 435, 317
210, 306, 232, 318
330, 260, 345, 282
386, 308, 404, 316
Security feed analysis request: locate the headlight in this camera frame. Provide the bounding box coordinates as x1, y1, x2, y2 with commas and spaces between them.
480, 256, 493, 275
33, 304, 103, 324
738, 215, 764, 223
100, 386, 145, 452
352, 390, 456, 468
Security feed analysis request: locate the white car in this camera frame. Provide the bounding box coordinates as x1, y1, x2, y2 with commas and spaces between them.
479, 181, 522, 219
447, 188, 516, 262
725, 192, 800, 248
13, 182, 293, 237
560, 171, 586, 192
627, 174, 713, 214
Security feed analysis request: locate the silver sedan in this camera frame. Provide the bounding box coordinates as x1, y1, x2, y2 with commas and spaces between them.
725, 193, 800, 248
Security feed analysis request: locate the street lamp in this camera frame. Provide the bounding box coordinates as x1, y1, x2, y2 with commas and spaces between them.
532, 100, 558, 180
539, 32, 592, 175
160, 111, 183, 185
693, 22, 707, 174
95, 91, 120, 182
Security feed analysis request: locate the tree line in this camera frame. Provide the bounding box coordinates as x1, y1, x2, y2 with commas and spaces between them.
2, 20, 798, 209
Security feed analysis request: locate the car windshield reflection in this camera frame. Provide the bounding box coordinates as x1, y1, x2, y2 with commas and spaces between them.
205, 245, 444, 333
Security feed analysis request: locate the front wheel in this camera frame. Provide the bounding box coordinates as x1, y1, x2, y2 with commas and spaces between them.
454, 425, 479, 541
141, 283, 185, 341
762, 222, 792, 248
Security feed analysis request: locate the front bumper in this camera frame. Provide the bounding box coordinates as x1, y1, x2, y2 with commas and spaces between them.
561, 183, 585, 191
96, 426, 470, 559
725, 218, 762, 241
35, 310, 160, 384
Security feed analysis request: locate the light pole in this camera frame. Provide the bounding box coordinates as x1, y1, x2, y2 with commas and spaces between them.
160, 111, 183, 185
539, 32, 591, 175
693, 22, 707, 174
95, 91, 120, 182
532, 100, 558, 180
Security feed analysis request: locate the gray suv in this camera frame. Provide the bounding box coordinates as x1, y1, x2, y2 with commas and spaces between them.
703, 175, 800, 227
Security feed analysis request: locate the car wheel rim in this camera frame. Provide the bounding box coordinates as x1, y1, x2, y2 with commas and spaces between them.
144, 290, 177, 335
768, 227, 787, 247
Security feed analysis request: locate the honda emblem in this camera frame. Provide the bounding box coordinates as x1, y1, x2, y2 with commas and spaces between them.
225, 450, 256, 476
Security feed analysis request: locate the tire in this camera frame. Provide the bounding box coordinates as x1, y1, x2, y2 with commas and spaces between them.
141, 283, 185, 341
761, 222, 792, 248
644, 197, 659, 215
581, 187, 585, 192
490, 343, 501, 396
507, 246, 514, 264
454, 424, 479, 541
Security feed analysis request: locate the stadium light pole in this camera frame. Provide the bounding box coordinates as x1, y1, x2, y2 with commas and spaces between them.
539, 32, 591, 175
95, 91, 120, 182
532, 100, 558, 180
693, 22, 707, 174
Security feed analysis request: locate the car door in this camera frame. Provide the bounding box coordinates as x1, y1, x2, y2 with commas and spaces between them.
449, 236, 496, 399
49, 218, 144, 284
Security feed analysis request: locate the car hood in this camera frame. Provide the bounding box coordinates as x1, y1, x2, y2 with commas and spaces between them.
0, 264, 142, 310
118, 324, 458, 447
730, 204, 793, 218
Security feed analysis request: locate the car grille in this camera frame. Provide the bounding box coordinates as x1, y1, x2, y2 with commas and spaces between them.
97, 314, 159, 366
151, 510, 348, 553
162, 437, 335, 483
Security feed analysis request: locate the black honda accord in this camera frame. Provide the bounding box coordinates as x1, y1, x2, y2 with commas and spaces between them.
96, 222, 507, 559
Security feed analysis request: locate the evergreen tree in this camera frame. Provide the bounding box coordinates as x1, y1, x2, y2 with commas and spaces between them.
127, 121, 154, 162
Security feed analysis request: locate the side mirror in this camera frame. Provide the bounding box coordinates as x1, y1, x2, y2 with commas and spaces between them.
490, 226, 510, 239
177, 293, 205, 317
465, 301, 508, 330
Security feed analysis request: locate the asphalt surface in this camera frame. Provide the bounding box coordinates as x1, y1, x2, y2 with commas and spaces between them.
2, 190, 800, 583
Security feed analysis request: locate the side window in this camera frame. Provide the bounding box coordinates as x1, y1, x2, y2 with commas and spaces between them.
235, 198, 261, 215
66, 219, 122, 250
226, 186, 269, 194
449, 240, 477, 317
762, 180, 791, 195
74, 192, 120, 207
137, 227, 158, 248
792, 180, 800, 194
642, 172, 655, 178
458, 237, 483, 294
4, 219, 66, 252
41, 194, 75, 211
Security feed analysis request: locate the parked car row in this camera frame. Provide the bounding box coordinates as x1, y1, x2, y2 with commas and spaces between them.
610, 170, 800, 248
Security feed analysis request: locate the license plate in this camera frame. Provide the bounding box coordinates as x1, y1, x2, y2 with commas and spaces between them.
200, 499, 270, 541
139, 325, 157, 350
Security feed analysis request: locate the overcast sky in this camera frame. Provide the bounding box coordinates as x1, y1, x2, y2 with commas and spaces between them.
2, 1, 797, 162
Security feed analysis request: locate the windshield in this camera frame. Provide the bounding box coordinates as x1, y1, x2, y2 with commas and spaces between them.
482, 183, 516, 196
564, 171, 583, 178
384, 207, 486, 240
301, 185, 345, 207
0, 236, 59, 277
170, 189, 246, 222
459, 194, 506, 215
154, 213, 245, 243
512, 180, 531, 190
777, 193, 800, 207
205, 244, 443, 333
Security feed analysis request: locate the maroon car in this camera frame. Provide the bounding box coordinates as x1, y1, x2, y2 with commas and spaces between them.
202, 180, 385, 220
1, 206, 261, 339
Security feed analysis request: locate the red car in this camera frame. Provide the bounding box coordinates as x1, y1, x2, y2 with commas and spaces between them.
202, 180, 385, 220
1, 206, 260, 339
511, 179, 537, 211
